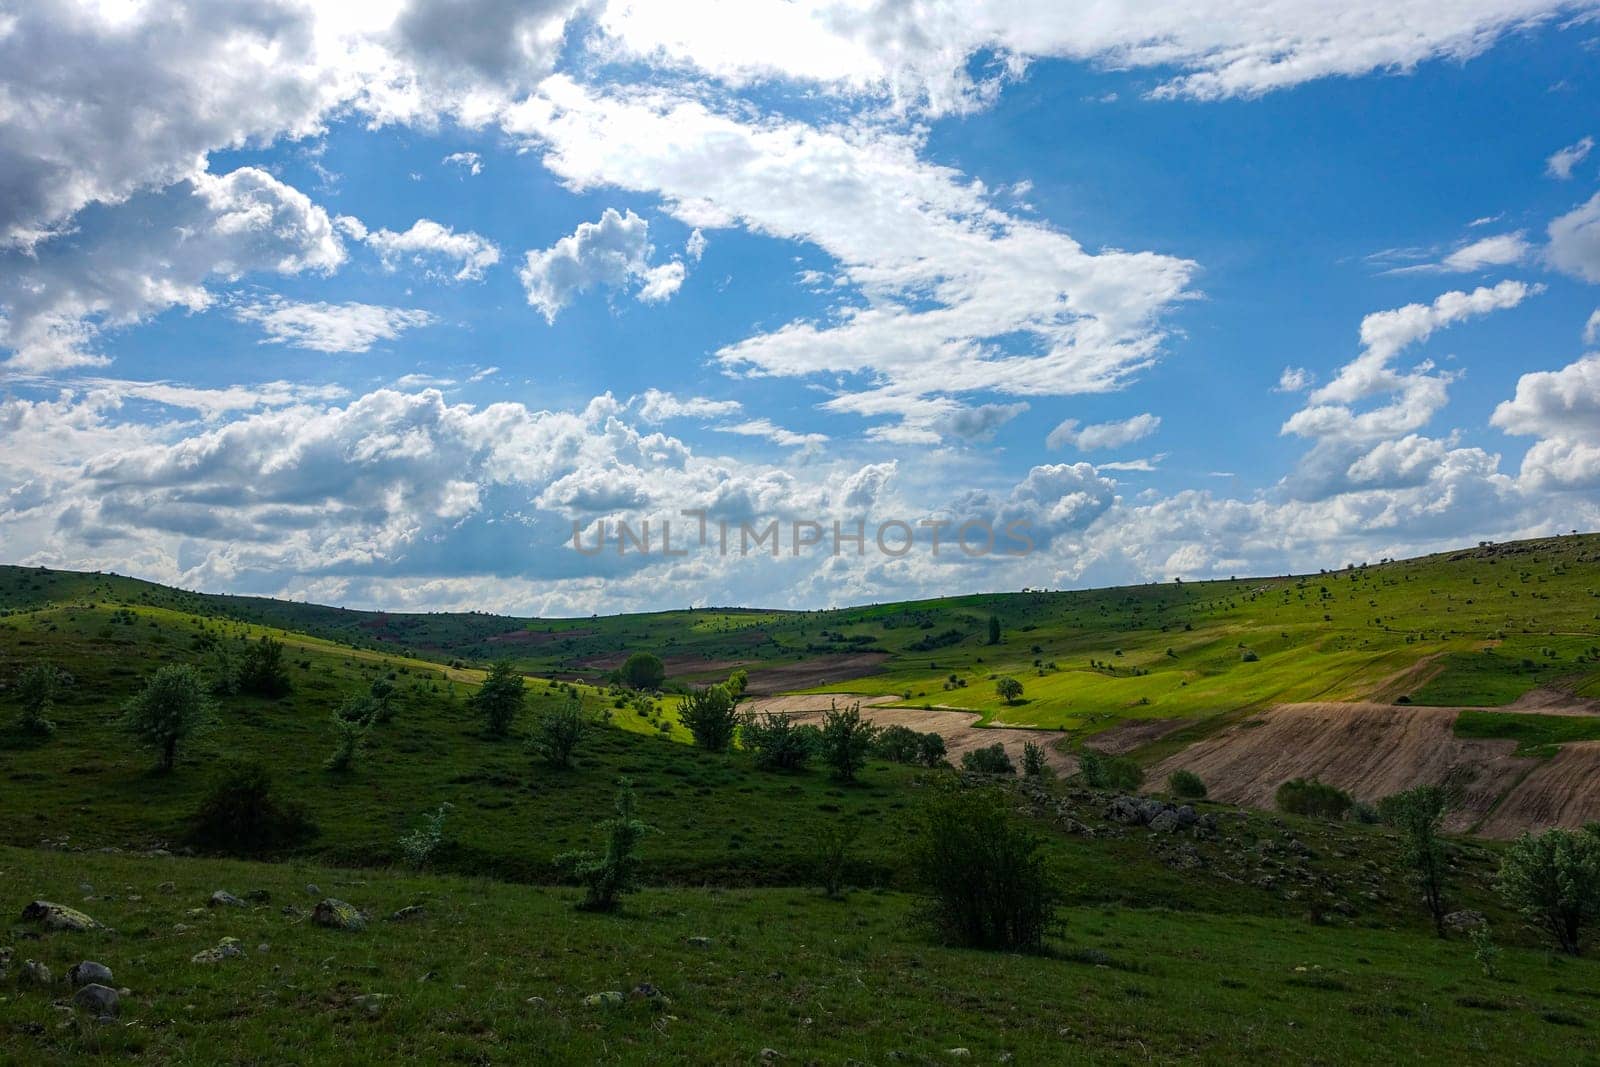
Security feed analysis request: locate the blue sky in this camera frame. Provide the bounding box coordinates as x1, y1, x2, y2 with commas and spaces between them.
3, 1, 1600, 614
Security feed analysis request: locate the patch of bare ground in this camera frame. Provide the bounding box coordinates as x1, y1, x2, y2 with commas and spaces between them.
1479, 743, 1600, 838
487, 627, 593, 645
738, 653, 891, 695
1148, 703, 1536, 834
1083, 718, 1187, 756
744, 693, 1075, 774
1505, 686, 1600, 716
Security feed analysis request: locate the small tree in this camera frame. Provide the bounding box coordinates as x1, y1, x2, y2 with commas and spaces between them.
995, 676, 1024, 704
529, 698, 591, 768
1499, 828, 1600, 955
916, 731, 948, 768
1168, 770, 1207, 799
368, 677, 398, 723
237, 635, 292, 697
471, 661, 525, 738
121, 664, 212, 772
875, 724, 923, 763
1021, 741, 1048, 777
14, 663, 68, 735
818, 702, 879, 782
186, 760, 315, 854
1379, 785, 1451, 937
325, 697, 372, 772
398, 803, 453, 869
680, 683, 739, 751
559, 778, 651, 913
986, 614, 1001, 645
621, 652, 666, 690
962, 743, 1016, 775
726, 669, 749, 699
740, 710, 816, 771
909, 781, 1058, 951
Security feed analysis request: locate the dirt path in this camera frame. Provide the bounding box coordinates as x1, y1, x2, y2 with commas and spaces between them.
1148, 703, 1536, 833
743, 693, 1075, 773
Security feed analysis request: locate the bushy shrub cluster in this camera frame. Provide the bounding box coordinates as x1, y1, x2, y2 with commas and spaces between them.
1275, 777, 1353, 819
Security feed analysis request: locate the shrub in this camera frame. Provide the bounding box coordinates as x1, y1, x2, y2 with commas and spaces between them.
237, 636, 292, 697
1240, 648, 1260, 663
995, 676, 1024, 704
874, 724, 923, 764
470, 661, 525, 738
740, 711, 816, 771
909, 782, 1058, 951
1276, 777, 1353, 819
1022, 741, 1048, 777
1379, 784, 1452, 936
186, 760, 315, 854
916, 731, 949, 768
681, 683, 739, 751
961, 742, 1016, 776
529, 698, 593, 768
815, 819, 860, 900
1168, 769, 1207, 799
14, 662, 67, 735
368, 678, 398, 723
398, 803, 453, 870
559, 778, 651, 913
121, 664, 213, 772
1499, 827, 1600, 955
621, 652, 666, 690
325, 701, 371, 772
1077, 749, 1144, 791
818, 702, 879, 782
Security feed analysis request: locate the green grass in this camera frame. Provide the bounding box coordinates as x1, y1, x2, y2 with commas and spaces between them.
5, 845, 1600, 1064
1454, 710, 1600, 757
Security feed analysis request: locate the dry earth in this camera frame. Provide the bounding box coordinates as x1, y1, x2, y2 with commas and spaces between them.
1479, 743, 1600, 838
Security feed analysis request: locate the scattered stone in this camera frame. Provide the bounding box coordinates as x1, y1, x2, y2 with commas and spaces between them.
1444, 910, 1488, 934
305, 884, 320, 896
172, 923, 191, 933
1149, 811, 1180, 834
191, 937, 243, 964
311, 899, 367, 932
352, 993, 389, 1015
67, 961, 113, 988
686, 936, 712, 948
386, 906, 426, 923
20, 901, 102, 932
760, 1050, 784, 1061
525, 995, 547, 1007
208, 890, 244, 909
947, 1049, 972, 1059
73, 984, 119, 1016
257, 944, 270, 955
584, 990, 625, 1008
19, 959, 52, 986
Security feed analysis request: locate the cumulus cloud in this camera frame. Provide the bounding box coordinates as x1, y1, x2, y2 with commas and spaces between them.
1586, 310, 1600, 346
443, 151, 484, 176
361, 218, 501, 281
0, 167, 343, 371
1047, 413, 1160, 451
519, 208, 685, 322
1277, 367, 1314, 392
1547, 135, 1595, 180
235, 299, 437, 353
1548, 193, 1600, 283
635, 389, 743, 422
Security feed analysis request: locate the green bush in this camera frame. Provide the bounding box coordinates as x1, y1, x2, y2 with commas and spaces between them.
186, 760, 315, 854
1021, 741, 1048, 777
470, 661, 525, 738
874, 724, 923, 763
818, 702, 879, 782
740, 711, 816, 771
1379, 785, 1451, 935
398, 803, 453, 869
961, 743, 1016, 775
1077, 749, 1144, 791
916, 731, 949, 768
1167, 769, 1207, 799
815, 819, 860, 900
237, 636, 293, 698
13, 662, 67, 736
681, 683, 739, 751
1276, 778, 1353, 819
324, 703, 371, 772
620, 652, 665, 690
121, 663, 213, 772
529, 698, 593, 768
1499, 827, 1600, 955
909, 782, 1059, 952
558, 778, 651, 913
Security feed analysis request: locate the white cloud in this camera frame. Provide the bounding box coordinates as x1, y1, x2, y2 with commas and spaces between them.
1047, 413, 1160, 451
0, 167, 344, 371
1098, 453, 1167, 472
635, 389, 743, 422
1548, 193, 1600, 283
235, 299, 437, 353
1586, 310, 1600, 346
686, 227, 707, 261
1439, 232, 1531, 272
1494, 354, 1600, 490
519, 207, 685, 321
715, 418, 828, 450
1547, 135, 1595, 180
1277, 366, 1314, 392
443, 151, 484, 176
364, 218, 501, 281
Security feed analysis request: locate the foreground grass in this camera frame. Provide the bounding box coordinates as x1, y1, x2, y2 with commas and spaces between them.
4, 845, 1600, 1064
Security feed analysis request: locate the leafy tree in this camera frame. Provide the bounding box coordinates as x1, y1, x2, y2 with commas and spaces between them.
368, 677, 398, 723
1021, 741, 1048, 777
909, 781, 1058, 952
325, 697, 373, 773
621, 652, 666, 690
186, 760, 315, 854
237, 635, 292, 698
917, 731, 949, 768
726, 669, 749, 699
529, 698, 592, 768
986, 614, 1001, 645
1379, 785, 1451, 936
962, 743, 1016, 776
14, 663, 68, 735
740, 710, 816, 770
1499, 827, 1600, 955
1168, 769, 1207, 799
995, 676, 1024, 704
680, 682, 739, 751
121, 664, 212, 772
874, 724, 923, 763
818, 701, 879, 782
559, 778, 651, 913
470, 661, 525, 738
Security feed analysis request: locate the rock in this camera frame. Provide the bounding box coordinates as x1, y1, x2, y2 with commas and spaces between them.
386, 906, 426, 923
257, 944, 270, 954
20, 900, 102, 932
1105, 795, 1142, 824
191, 937, 244, 964
311, 898, 367, 931
305, 884, 320, 896
19, 959, 52, 985
172, 923, 191, 934
352, 993, 389, 1015
1149, 811, 1180, 834
73, 984, 119, 1016
68, 961, 113, 988
760, 1050, 784, 1061
583, 990, 625, 1008
1175, 805, 1199, 827
1444, 910, 1488, 933
686, 936, 712, 948
525, 995, 547, 1008
947, 1049, 972, 1059
208, 890, 244, 909
157, 881, 177, 895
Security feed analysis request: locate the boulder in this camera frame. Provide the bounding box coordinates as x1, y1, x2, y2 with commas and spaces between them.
191, 937, 244, 964
73, 984, 119, 1016
1174, 805, 1198, 827
583, 990, 624, 1008
1105, 796, 1144, 825
1149, 811, 1180, 834
19, 959, 52, 985
208, 890, 245, 909
20, 900, 102, 932
1444, 910, 1488, 934
311, 898, 367, 931
68, 961, 113, 988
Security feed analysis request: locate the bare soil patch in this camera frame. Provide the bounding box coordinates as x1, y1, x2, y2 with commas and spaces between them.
1479, 743, 1600, 838
1084, 718, 1187, 756
487, 627, 593, 645
1505, 686, 1600, 716
739, 653, 891, 695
